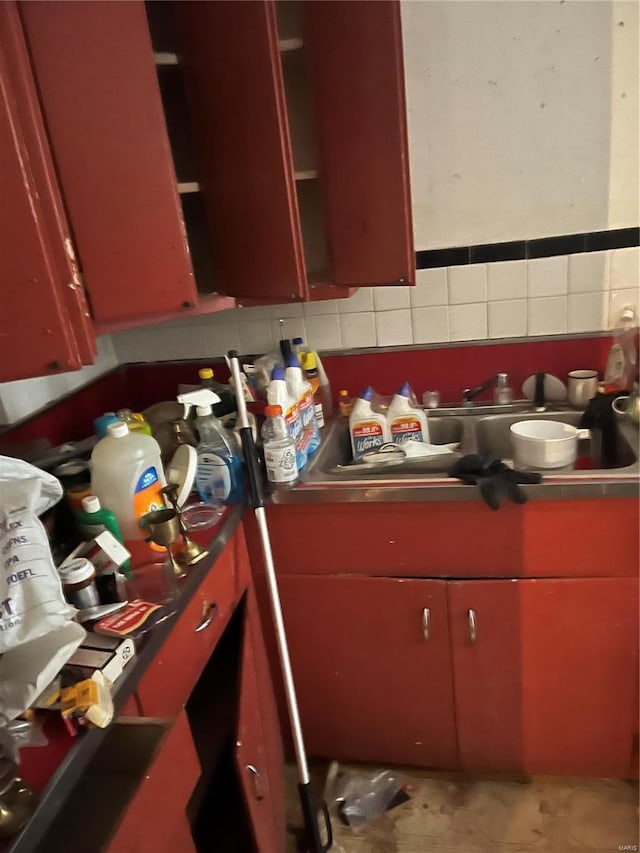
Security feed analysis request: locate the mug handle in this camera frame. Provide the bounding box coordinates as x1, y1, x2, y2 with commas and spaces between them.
612, 395, 629, 415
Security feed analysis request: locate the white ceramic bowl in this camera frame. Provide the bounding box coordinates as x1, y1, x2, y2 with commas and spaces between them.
510, 420, 588, 470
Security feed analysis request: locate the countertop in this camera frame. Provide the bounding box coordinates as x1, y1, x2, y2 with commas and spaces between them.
5, 504, 244, 853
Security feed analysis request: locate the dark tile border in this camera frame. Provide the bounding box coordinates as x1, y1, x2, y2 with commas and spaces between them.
417, 226, 639, 269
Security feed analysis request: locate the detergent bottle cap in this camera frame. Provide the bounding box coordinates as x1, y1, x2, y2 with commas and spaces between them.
398, 381, 412, 398
270, 365, 285, 381
265, 404, 282, 417
107, 421, 129, 438
81, 495, 101, 514
301, 352, 317, 371
360, 386, 374, 402
177, 388, 221, 419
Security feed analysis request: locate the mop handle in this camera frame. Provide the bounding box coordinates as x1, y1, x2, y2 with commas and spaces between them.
227, 351, 264, 509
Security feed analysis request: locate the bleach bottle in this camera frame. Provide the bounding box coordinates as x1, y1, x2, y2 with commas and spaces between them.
268, 365, 306, 470
349, 386, 390, 460
178, 389, 243, 504
387, 381, 430, 444
285, 353, 320, 457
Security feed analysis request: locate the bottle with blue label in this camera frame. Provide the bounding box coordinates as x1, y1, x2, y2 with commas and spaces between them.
268, 365, 306, 470
194, 402, 243, 505
90, 420, 167, 545
349, 386, 391, 460
284, 353, 320, 457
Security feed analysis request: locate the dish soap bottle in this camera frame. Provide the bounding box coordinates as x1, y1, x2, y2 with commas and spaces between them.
193, 396, 243, 505
349, 386, 391, 460
90, 421, 166, 544
387, 382, 430, 444
604, 306, 637, 391
261, 404, 298, 489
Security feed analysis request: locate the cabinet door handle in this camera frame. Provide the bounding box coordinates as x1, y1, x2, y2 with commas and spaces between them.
195, 601, 218, 633
246, 764, 265, 801
468, 609, 477, 644
422, 607, 430, 641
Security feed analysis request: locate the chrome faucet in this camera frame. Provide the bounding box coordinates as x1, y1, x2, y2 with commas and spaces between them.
462, 373, 510, 406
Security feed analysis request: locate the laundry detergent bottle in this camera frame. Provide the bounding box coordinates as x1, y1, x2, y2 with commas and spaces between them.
194, 399, 243, 505
387, 381, 430, 444
349, 386, 391, 461
90, 421, 166, 545
285, 353, 320, 456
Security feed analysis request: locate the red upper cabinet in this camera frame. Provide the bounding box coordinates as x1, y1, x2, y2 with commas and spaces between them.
306, 0, 414, 287
20, 0, 199, 325
0, 2, 95, 382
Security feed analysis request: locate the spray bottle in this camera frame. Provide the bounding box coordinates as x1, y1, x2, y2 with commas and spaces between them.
177, 389, 243, 504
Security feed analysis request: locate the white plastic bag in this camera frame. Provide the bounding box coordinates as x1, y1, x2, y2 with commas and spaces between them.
0, 456, 76, 652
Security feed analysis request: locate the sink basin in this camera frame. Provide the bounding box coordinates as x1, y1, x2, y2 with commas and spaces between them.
473, 410, 637, 469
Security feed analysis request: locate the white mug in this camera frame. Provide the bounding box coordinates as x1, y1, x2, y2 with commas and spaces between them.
567, 369, 598, 409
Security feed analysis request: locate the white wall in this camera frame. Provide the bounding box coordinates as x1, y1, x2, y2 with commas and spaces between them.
402, 0, 639, 248
0, 336, 118, 425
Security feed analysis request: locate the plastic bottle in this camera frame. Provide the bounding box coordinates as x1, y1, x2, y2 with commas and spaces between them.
387, 382, 430, 444
268, 365, 306, 470
116, 409, 153, 436
604, 306, 638, 391
338, 389, 352, 417
94, 412, 120, 439
75, 495, 132, 572
300, 351, 325, 428
349, 387, 391, 460
194, 403, 243, 505
261, 404, 298, 489
199, 367, 235, 417
285, 353, 320, 456
90, 421, 166, 544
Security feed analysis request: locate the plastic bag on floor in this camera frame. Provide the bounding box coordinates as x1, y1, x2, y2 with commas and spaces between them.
324, 761, 408, 832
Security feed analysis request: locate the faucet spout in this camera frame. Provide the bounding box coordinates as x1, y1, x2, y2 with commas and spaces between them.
462, 374, 500, 405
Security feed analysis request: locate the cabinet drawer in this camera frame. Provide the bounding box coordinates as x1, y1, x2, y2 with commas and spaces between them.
137, 544, 237, 716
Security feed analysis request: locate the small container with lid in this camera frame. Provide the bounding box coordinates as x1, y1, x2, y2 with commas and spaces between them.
58, 558, 99, 609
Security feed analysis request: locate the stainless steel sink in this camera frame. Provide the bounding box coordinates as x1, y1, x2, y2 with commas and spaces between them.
302, 402, 639, 483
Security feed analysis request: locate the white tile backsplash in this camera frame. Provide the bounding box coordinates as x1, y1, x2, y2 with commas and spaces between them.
108, 248, 633, 366
528, 296, 568, 335
527, 255, 568, 297
448, 264, 487, 304
412, 306, 449, 343
488, 300, 527, 339
303, 315, 342, 350
487, 260, 527, 301
411, 268, 448, 307
567, 292, 608, 332
376, 309, 413, 346
568, 251, 610, 293
339, 312, 377, 348
449, 303, 488, 341
373, 286, 411, 311
337, 287, 375, 313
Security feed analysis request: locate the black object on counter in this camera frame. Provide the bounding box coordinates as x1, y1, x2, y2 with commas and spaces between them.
449, 454, 542, 510
579, 392, 619, 467
534, 371, 546, 409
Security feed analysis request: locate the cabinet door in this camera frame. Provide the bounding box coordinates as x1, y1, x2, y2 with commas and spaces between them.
20, 1, 199, 324
449, 577, 639, 776
279, 575, 457, 767
0, 3, 93, 382
236, 611, 281, 853
306, 0, 414, 288
175, 0, 307, 302
106, 712, 200, 853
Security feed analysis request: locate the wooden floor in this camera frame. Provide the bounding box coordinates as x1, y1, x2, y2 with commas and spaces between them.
285, 762, 639, 853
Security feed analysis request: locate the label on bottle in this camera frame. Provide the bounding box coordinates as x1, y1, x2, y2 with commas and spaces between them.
133, 466, 165, 520
79, 522, 107, 540
352, 420, 385, 458
314, 401, 325, 429
264, 444, 298, 484
196, 453, 231, 501
390, 416, 423, 443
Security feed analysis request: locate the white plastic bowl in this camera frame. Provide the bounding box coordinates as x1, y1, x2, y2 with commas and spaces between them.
510, 420, 589, 470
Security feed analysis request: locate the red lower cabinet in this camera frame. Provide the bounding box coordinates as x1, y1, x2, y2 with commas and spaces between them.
278, 574, 458, 768
106, 711, 200, 853
449, 577, 639, 776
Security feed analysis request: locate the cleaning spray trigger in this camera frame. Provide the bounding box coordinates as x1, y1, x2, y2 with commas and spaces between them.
177, 388, 222, 420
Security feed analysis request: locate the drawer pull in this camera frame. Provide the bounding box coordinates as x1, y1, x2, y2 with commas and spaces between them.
468, 609, 477, 644
246, 764, 265, 801
422, 607, 430, 641
195, 601, 218, 633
